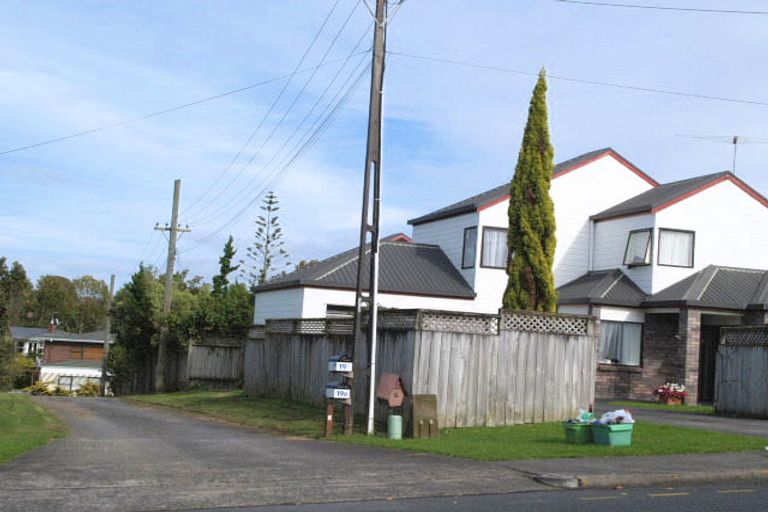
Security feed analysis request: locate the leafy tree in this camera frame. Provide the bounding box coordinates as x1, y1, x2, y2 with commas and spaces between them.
5, 261, 32, 325
72, 275, 109, 333
294, 259, 319, 271
31, 275, 79, 330
213, 235, 239, 296
502, 70, 558, 312
241, 191, 290, 291
0, 259, 13, 390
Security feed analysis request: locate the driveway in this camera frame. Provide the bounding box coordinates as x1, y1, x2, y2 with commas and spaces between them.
0, 397, 544, 512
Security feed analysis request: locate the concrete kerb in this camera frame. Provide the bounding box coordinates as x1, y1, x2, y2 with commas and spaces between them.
532, 468, 768, 490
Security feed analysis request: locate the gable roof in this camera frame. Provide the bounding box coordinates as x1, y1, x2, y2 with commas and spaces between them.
11, 326, 51, 340
592, 171, 768, 222
645, 265, 768, 310
254, 239, 475, 299
408, 148, 657, 226
557, 269, 647, 307
25, 329, 115, 344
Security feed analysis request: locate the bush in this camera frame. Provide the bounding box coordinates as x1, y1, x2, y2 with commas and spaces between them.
51, 386, 73, 397
23, 381, 52, 395
76, 381, 101, 397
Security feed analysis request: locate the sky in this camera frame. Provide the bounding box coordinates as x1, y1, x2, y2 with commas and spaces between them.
2, 0, 768, 288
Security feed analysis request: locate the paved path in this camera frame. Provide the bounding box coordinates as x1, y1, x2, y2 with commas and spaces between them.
0, 397, 544, 512
598, 402, 768, 438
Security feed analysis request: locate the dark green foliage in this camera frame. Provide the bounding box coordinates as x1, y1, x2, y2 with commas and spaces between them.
0, 258, 18, 390
503, 70, 558, 312
72, 275, 109, 333
241, 191, 290, 292
213, 235, 239, 296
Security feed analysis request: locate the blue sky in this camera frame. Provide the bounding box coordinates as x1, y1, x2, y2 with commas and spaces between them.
2, 0, 767, 286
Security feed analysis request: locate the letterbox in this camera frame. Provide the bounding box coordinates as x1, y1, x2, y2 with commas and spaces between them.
325, 382, 351, 400
376, 373, 407, 408
328, 354, 353, 373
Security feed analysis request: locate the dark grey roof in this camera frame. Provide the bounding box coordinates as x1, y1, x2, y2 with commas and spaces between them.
11, 326, 51, 340
254, 240, 475, 299
592, 172, 729, 221
41, 359, 103, 369
26, 329, 115, 343
408, 148, 621, 226
645, 265, 768, 310
557, 269, 647, 307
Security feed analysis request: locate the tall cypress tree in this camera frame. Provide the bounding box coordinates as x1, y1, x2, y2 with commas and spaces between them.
502, 70, 558, 312
213, 235, 239, 296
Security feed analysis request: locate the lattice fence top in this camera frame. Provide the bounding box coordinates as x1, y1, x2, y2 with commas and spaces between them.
420, 311, 498, 334
501, 311, 590, 336
721, 327, 768, 346
258, 309, 592, 336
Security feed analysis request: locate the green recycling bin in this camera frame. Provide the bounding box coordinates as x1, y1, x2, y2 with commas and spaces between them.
562, 422, 592, 444
592, 423, 633, 446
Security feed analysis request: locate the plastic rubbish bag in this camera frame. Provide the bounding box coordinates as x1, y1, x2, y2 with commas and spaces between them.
597, 409, 634, 425
565, 408, 595, 424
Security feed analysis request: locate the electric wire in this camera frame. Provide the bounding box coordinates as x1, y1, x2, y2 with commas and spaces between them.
181, 0, 347, 215
554, 0, 768, 15
183, 0, 362, 222
189, 26, 372, 227
387, 50, 768, 108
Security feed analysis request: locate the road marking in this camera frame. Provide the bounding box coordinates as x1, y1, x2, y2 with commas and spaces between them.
648, 492, 690, 497
579, 496, 621, 501
718, 489, 755, 494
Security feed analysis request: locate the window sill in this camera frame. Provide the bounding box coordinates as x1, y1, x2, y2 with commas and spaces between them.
598, 363, 643, 374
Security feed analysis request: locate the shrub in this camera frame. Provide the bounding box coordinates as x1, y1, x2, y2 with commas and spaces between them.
23, 381, 52, 396
76, 381, 101, 397
51, 386, 73, 397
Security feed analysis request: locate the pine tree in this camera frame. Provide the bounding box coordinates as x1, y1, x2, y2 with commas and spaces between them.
502, 70, 558, 312
241, 192, 290, 292
213, 235, 239, 296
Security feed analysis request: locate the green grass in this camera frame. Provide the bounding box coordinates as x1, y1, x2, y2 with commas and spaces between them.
0, 393, 68, 464
609, 400, 715, 415
128, 391, 765, 461
127, 390, 328, 437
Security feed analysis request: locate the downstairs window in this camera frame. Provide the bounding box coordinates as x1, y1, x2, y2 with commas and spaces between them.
599, 321, 642, 366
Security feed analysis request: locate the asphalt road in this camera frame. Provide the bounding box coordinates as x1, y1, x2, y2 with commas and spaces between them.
201, 481, 768, 512
0, 397, 544, 512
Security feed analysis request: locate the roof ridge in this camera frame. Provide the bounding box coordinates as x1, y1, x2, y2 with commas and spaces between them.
694, 266, 719, 301
599, 272, 625, 299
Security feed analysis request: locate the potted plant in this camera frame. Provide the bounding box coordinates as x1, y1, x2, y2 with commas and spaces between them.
653, 382, 688, 405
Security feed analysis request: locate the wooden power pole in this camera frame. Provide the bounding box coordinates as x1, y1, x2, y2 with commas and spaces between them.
351, 0, 388, 436
101, 273, 115, 397
154, 179, 191, 392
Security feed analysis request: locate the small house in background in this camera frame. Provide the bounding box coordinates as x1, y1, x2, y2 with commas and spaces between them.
13, 324, 115, 392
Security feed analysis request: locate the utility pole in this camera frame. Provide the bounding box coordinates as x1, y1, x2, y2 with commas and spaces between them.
101, 274, 115, 397
351, 0, 388, 436
154, 179, 191, 392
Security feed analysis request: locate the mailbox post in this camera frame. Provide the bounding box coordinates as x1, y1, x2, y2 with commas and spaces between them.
325, 354, 353, 437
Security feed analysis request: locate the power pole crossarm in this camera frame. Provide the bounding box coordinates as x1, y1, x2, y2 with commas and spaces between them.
154, 179, 191, 392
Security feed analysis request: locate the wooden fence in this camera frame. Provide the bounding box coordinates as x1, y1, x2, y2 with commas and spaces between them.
715, 327, 768, 417
244, 309, 597, 427
187, 337, 244, 388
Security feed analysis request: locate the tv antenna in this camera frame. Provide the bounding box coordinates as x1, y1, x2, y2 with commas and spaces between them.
676, 134, 768, 174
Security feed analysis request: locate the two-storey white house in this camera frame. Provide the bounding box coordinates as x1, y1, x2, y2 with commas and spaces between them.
253, 147, 768, 403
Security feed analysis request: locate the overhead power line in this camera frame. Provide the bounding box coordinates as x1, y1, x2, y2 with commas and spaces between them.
387, 50, 768, 108
554, 0, 768, 15
0, 55, 362, 157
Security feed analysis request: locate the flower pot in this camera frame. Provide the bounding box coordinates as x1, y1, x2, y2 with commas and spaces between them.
659, 396, 683, 406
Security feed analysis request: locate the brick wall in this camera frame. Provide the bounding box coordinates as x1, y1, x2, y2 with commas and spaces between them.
596, 313, 683, 401
679, 309, 702, 404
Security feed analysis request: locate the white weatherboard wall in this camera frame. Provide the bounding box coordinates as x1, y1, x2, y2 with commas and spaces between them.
652, 180, 768, 293
411, 211, 478, 286
300, 287, 483, 317
593, 213, 655, 293
253, 288, 304, 324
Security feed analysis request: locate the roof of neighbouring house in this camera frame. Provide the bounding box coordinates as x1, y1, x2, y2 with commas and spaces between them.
41, 359, 104, 369
408, 148, 656, 226
253, 237, 476, 299
644, 265, 768, 310
557, 269, 648, 307
28, 329, 115, 344
592, 171, 768, 221
11, 326, 52, 340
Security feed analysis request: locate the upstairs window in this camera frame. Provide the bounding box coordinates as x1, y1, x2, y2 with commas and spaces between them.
481, 227, 508, 269
658, 229, 695, 267
462, 227, 478, 269
623, 229, 652, 267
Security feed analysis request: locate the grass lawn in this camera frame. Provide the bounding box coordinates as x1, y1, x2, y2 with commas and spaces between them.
129, 390, 765, 461
0, 393, 68, 464
609, 400, 715, 415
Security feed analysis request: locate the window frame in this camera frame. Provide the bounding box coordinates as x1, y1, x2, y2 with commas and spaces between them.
657, 228, 696, 268
58, 376, 73, 391
598, 320, 644, 367
622, 228, 653, 268
480, 226, 508, 269
461, 226, 478, 269
69, 344, 84, 359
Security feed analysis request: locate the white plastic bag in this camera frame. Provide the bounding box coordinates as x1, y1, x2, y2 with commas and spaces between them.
598, 409, 634, 424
